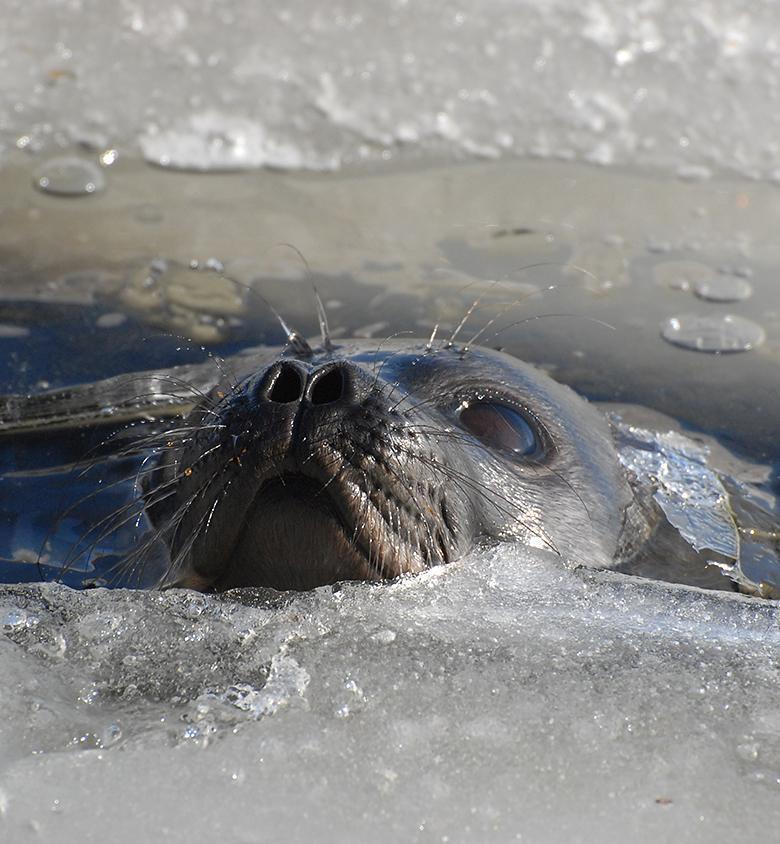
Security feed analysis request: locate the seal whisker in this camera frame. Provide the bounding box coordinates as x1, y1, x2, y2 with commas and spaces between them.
490, 313, 616, 345
58, 452, 208, 573
403, 420, 594, 524
61, 394, 224, 472
300, 443, 399, 568
312, 422, 460, 569
229, 270, 314, 358
89, 487, 189, 587
314, 286, 334, 353
447, 290, 492, 348
355, 448, 441, 570
137, 329, 244, 394
367, 331, 416, 382
52, 492, 162, 584
461, 291, 539, 353
388, 443, 561, 558
37, 456, 182, 579
389, 390, 444, 417
360, 467, 388, 580
100, 373, 224, 413
340, 464, 374, 577
50, 426, 231, 584
160, 501, 217, 588
82, 424, 226, 472
144, 462, 238, 587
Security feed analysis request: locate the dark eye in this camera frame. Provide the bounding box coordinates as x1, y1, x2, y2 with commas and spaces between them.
459, 402, 540, 457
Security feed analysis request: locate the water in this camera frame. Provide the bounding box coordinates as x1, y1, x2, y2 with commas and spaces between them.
694, 275, 753, 303
33, 156, 106, 196
2, 0, 780, 840
660, 313, 766, 353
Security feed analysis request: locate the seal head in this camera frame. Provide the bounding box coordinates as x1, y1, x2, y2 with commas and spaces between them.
146, 340, 633, 591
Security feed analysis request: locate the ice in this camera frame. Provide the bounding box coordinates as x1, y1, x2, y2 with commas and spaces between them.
1, 0, 779, 177
139, 110, 337, 171
1, 548, 780, 840
693, 275, 754, 303
694, 275, 753, 302
613, 421, 739, 559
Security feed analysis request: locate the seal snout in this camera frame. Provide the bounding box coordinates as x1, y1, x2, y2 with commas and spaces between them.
259, 360, 352, 408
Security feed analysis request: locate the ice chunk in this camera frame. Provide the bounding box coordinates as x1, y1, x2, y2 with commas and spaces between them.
613, 420, 739, 558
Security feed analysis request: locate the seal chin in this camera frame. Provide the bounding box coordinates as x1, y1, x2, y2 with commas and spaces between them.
217, 474, 384, 590
177, 473, 429, 592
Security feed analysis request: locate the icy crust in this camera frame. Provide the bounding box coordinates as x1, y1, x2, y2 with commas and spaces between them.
612, 417, 780, 596
1, 550, 780, 841
613, 420, 740, 559
3, 0, 780, 176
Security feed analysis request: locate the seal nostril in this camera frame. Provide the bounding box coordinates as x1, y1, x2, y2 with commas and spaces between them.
269, 364, 304, 403
310, 367, 345, 405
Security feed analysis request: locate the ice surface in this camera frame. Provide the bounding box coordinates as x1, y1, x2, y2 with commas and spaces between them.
613, 420, 740, 559
3, 0, 780, 177
1, 547, 780, 842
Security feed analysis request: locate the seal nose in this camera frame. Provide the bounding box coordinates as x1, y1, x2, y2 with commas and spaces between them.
263, 361, 350, 406
267, 362, 305, 404
307, 364, 347, 405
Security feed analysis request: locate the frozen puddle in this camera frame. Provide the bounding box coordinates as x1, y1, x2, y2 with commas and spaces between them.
1, 546, 779, 842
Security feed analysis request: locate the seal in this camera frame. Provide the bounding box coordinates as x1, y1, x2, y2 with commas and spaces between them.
133, 334, 634, 591
0, 331, 745, 593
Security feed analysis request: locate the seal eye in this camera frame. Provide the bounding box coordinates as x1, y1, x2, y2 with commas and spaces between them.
459, 402, 540, 457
